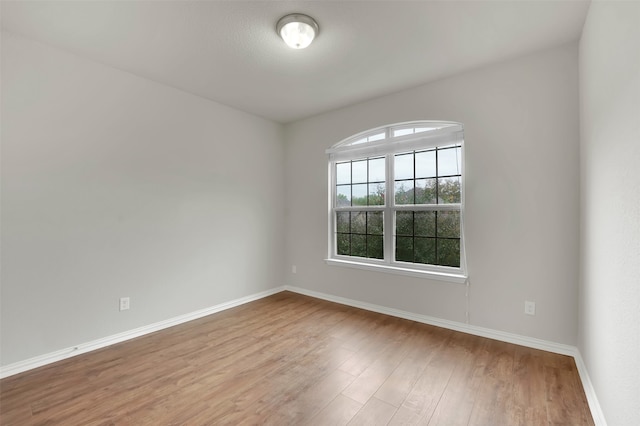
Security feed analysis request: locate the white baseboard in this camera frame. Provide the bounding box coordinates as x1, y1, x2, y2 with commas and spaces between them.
0, 286, 285, 379
284, 285, 575, 355
283, 285, 607, 426
573, 351, 608, 426
0, 284, 607, 426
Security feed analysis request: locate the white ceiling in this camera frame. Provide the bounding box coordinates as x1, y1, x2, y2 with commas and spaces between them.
1, 1, 590, 124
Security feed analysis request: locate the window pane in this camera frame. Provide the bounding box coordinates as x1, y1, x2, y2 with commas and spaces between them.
415, 211, 436, 237
415, 150, 436, 178
367, 211, 384, 235
437, 211, 460, 238
396, 211, 413, 236
352, 184, 367, 206
336, 211, 350, 233
352, 234, 367, 257
368, 132, 385, 142
337, 233, 350, 255
368, 183, 385, 206
337, 210, 386, 260
336, 162, 351, 184
415, 178, 437, 204
394, 128, 413, 137
396, 237, 414, 262
352, 160, 367, 183
368, 157, 385, 182
351, 211, 366, 234
337, 185, 351, 206
437, 239, 460, 267
395, 153, 414, 180
438, 146, 461, 176
395, 181, 414, 205
367, 235, 384, 259
438, 177, 461, 204
415, 237, 436, 264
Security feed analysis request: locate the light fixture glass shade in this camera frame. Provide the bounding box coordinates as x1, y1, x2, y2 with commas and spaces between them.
276, 14, 319, 49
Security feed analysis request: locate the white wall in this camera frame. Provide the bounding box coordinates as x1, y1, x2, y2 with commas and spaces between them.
285, 43, 580, 345
579, 2, 640, 425
1, 32, 285, 366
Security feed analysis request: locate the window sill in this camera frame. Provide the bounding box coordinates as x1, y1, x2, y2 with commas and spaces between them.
325, 258, 467, 284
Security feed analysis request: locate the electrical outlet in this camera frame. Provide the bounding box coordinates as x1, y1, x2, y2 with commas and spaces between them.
524, 300, 536, 316
119, 297, 130, 311
292, 265, 297, 274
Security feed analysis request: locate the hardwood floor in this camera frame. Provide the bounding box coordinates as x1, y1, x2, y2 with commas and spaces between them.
0, 291, 594, 425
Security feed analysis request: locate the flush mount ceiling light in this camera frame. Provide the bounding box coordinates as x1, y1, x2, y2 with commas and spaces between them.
276, 13, 319, 49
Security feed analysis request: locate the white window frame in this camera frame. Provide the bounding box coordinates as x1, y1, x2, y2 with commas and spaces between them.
325, 121, 467, 284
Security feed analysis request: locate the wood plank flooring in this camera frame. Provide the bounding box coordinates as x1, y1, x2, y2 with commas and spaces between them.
0, 291, 594, 425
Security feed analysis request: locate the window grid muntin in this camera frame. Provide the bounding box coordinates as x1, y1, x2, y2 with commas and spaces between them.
393, 210, 461, 267
393, 145, 462, 206
335, 211, 384, 259
335, 157, 386, 207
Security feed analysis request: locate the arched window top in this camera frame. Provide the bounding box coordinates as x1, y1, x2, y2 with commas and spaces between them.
327, 121, 463, 161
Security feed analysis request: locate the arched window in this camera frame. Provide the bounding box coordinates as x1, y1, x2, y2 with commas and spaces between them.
326, 121, 467, 282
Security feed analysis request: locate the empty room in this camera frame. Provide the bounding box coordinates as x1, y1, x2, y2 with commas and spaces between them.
1, 1, 638, 425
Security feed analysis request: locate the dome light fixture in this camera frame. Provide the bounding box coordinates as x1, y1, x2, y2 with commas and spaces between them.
276, 13, 319, 49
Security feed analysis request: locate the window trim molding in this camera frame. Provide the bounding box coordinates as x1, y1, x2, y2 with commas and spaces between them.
324, 258, 467, 284
327, 121, 463, 160
326, 121, 468, 283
